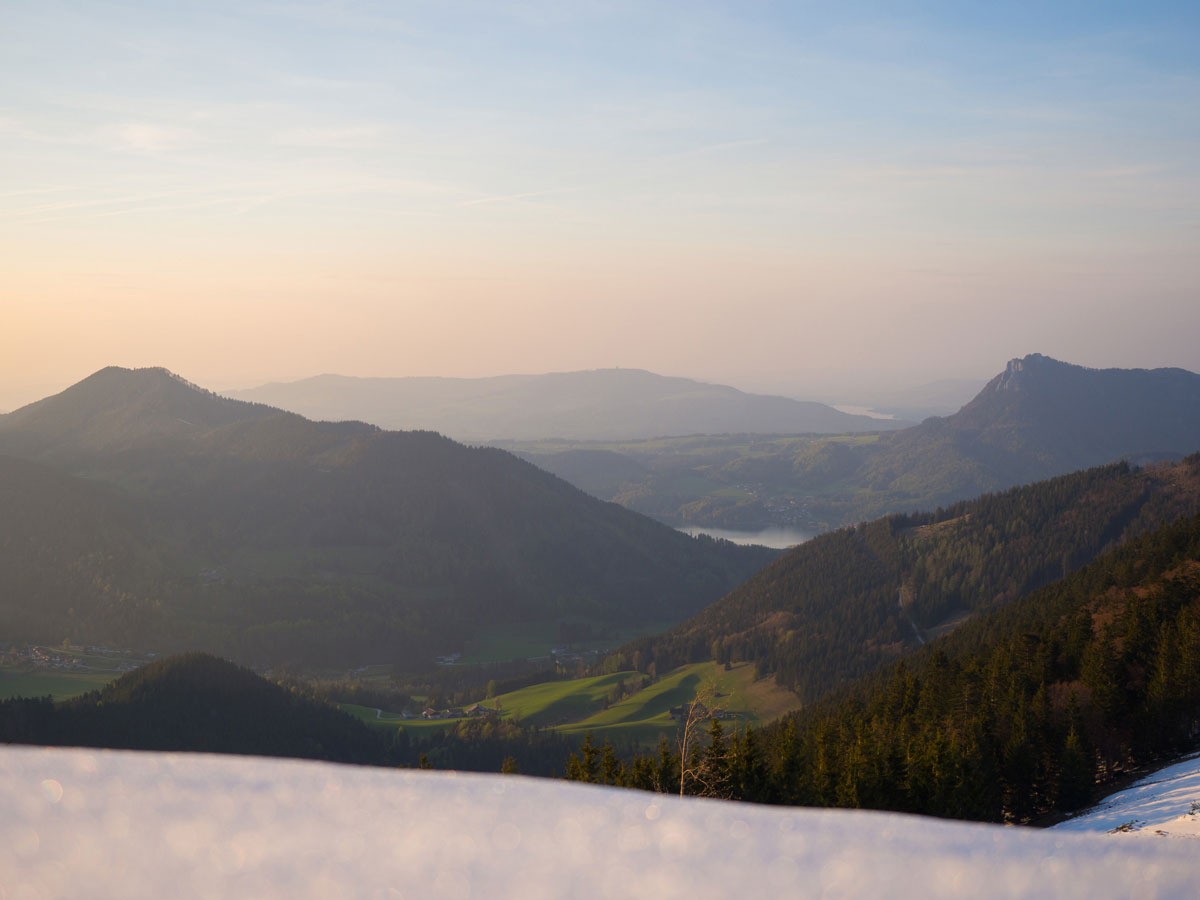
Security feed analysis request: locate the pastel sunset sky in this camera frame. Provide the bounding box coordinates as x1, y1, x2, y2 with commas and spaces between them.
3, 1, 1198, 409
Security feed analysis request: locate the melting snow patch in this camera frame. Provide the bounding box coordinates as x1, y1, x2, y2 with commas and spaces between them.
1053, 752, 1200, 841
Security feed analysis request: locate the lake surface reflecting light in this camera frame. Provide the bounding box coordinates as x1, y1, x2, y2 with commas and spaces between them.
678, 525, 814, 549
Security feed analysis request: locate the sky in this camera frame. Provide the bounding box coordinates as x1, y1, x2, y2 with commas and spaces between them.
2, 1, 1199, 410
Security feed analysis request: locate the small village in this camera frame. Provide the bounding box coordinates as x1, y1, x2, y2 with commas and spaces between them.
3, 643, 150, 675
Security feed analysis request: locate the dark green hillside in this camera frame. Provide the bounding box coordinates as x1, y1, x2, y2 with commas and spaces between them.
0, 455, 169, 646
581, 511, 1200, 823
750, 509, 1200, 822
520, 448, 652, 499
0, 368, 774, 666
618, 456, 1200, 702
0, 653, 384, 762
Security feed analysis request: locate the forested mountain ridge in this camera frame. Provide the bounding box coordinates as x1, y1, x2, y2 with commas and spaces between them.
582, 509, 1200, 825
0, 367, 775, 666
752, 507, 1200, 822
228, 368, 908, 441
614, 455, 1200, 702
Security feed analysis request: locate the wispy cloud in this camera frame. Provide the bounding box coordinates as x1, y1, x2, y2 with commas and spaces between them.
456, 187, 579, 208
270, 125, 389, 150
4, 191, 195, 219
0, 117, 69, 145
109, 123, 198, 154
252, 1, 420, 35
0, 186, 75, 200
676, 138, 769, 157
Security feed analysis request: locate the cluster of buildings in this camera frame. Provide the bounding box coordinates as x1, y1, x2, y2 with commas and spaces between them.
421, 702, 495, 720
18, 645, 144, 673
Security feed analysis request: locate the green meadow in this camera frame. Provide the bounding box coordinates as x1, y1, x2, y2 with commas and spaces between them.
0, 668, 120, 701
342, 660, 802, 747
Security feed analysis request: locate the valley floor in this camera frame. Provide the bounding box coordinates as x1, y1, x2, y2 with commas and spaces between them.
340, 660, 804, 746
3, 745, 1198, 899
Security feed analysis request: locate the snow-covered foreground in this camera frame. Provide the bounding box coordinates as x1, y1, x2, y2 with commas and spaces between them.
1053, 752, 1200, 840
2, 746, 1198, 900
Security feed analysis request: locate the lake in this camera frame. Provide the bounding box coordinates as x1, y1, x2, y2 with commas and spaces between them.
678, 525, 814, 549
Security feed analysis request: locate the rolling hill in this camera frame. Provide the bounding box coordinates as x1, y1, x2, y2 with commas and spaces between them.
0, 367, 775, 666
0, 653, 383, 762
227, 368, 909, 441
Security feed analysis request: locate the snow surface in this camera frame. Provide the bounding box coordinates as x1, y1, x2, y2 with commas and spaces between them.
2, 745, 1198, 899
1053, 752, 1200, 840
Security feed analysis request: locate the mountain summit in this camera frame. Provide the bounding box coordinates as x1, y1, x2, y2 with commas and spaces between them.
0, 366, 272, 459
850, 353, 1200, 508
987, 352, 1069, 392
229, 368, 908, 441
949, 353, 1200, 470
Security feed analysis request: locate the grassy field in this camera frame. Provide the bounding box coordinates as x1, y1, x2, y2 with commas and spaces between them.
495, 672, 632, 726
341, 661, 802, 748
559, 661, 802, 744
0, 668, 120, 700
340, 671, 634, 734
0, 644, 153, 701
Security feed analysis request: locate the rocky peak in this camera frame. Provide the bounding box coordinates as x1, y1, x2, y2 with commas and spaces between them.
991, 354, 1069, 393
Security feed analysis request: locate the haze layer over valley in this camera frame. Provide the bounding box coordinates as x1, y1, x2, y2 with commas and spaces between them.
229, 369, 908, 442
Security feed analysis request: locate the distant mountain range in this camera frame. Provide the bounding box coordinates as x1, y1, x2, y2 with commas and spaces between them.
0, 367, 774, 666
227, 369, 910, 441
513, 355, 1200, 528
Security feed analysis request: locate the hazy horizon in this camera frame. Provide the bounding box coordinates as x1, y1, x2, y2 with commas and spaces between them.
3, 2, 1198, 412
0, 360, 992, 415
